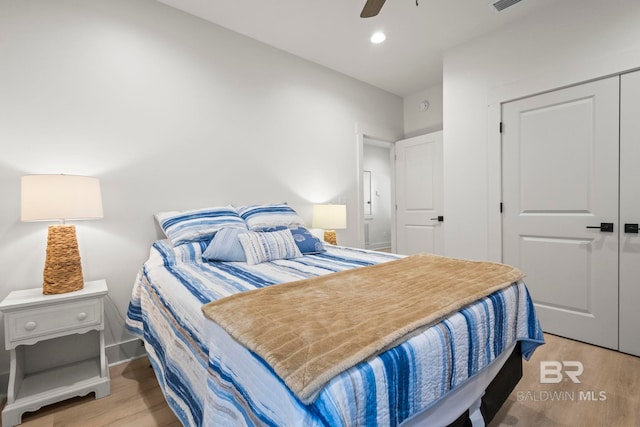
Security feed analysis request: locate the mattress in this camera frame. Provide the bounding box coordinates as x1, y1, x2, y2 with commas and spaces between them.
126, 239, 544, 426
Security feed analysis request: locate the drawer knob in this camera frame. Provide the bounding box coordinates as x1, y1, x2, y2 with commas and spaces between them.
24, 321, 37, 331
77, 312, 88, 321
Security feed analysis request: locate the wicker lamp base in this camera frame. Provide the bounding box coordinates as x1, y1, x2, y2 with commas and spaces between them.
323, 230, 337, 246
43, 225, 84, 295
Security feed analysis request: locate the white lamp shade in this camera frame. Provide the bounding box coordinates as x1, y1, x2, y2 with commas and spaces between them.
21, 174, 104, 222
312, 204, 347, 230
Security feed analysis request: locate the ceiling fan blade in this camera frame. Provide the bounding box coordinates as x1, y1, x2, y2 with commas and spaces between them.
360, 0, 386, 18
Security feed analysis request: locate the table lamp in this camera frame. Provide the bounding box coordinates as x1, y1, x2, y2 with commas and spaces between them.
312, 204, 347, 245
21, 174, 103, 294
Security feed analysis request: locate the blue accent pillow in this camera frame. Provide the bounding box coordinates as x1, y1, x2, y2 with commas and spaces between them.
202, 227, 249, 262
290, 227, 326, 254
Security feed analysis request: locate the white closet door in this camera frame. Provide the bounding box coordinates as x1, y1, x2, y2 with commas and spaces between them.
502, 77, 620, 350
620, 70, 640, 356
395, 131, 444, 256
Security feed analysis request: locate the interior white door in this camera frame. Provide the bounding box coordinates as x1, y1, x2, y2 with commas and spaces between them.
502, 77, 619, 350
620, 70, 640, 356
395, 131, 443, 256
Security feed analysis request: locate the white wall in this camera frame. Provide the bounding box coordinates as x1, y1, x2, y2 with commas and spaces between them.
0, 0, 403, 377
443, 0, 640, 261
403, 84, 443, 138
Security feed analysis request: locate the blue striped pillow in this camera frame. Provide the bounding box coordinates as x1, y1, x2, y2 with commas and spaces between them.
238, 204, 305, 231
238, 229, 302, 265
156, 206, 247, 246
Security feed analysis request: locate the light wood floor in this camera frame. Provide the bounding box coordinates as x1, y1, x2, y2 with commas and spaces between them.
1, 357, 180, 427
2, 334, 639, 426
490, 333, 640, 427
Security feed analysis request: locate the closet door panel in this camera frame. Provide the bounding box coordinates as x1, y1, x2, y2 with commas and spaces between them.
502, 77, 619, 350
620, 70, 640, 357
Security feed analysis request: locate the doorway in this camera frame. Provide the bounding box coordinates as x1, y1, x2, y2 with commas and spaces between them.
363, 137, 393, 252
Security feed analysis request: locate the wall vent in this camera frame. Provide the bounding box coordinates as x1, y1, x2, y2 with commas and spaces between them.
491, 0, 523, 11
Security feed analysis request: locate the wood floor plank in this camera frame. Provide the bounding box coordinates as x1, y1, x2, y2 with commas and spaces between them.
2, 334, 638, 426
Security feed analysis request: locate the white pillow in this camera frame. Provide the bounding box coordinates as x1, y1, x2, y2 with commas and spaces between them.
238, 229, 303, 265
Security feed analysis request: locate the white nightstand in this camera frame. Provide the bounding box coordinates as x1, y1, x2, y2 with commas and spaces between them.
0, 280, 110, 426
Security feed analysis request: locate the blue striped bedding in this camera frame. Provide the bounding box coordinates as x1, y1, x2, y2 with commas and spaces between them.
126, 240, 544, 426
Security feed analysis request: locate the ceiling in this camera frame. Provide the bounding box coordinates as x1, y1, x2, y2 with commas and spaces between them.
157, 0, 559, 97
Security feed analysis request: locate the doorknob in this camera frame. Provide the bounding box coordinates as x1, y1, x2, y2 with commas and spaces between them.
624, 223, 639, 234
430, 216, 444, 222
586, 222, 614, 232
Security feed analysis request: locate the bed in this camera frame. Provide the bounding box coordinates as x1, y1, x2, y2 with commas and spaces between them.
125, 204, 544, 426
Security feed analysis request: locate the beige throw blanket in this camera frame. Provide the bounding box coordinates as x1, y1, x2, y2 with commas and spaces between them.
202, 253, 524, 403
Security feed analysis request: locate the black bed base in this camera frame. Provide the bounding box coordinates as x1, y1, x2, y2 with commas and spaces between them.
447, 342, 523, 427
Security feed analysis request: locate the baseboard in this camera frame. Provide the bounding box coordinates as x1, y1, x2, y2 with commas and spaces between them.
106, 338, 147, 366
365, 241, 392, 251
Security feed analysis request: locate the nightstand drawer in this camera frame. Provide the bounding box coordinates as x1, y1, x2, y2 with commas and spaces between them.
6, 298, 102, 344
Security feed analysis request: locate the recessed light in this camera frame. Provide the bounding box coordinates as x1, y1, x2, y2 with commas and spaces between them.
370, 31, 386, 44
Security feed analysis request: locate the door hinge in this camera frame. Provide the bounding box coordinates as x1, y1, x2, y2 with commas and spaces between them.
500, 202, 503, 213
499, 122, 503, 133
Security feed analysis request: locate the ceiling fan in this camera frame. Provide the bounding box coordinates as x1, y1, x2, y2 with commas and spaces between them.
360, 0, 386, 18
